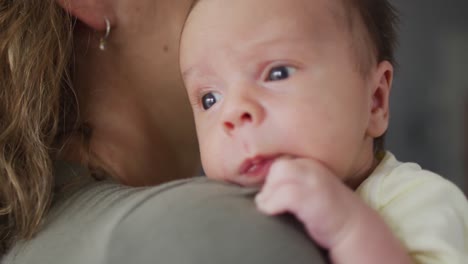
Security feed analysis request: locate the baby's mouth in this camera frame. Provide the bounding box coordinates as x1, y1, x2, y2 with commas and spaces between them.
239, 155, 278, 181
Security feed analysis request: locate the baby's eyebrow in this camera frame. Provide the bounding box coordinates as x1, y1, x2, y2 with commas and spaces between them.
182, 64, 216, 84
182, 65, 205, 81
182, 63, 213, 79
181, 66, 195, 80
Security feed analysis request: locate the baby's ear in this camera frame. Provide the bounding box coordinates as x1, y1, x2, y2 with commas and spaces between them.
367, 60, 393, 138
55, 0, 116, 31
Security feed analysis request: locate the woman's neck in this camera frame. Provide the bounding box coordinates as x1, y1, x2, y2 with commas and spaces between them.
64, 29, 200, 186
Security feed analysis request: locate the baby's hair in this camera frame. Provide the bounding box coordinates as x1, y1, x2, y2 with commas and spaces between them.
351, 0, 399, 68
343, 0, 399, 154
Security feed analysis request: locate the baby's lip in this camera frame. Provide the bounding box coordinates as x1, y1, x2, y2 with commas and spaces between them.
239, 155, 279, 181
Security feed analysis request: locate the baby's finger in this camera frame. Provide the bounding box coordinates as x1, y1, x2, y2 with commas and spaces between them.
261, 158, 303, 193
255, 184, 302, 215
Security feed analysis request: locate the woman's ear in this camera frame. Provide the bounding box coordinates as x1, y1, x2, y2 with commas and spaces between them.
367, 60, 394, 138
55, 0, 116, 31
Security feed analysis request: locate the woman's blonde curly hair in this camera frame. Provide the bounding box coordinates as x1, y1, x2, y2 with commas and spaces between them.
0, 0, 78, 253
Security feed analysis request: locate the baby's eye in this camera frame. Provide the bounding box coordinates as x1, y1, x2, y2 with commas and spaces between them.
201, 91, 222, 110
266, 65, 296, 81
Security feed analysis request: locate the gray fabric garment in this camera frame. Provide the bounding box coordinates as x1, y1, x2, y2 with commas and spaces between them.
3, 162, 328, 264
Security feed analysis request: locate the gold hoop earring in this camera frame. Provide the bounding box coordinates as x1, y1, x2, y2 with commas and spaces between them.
99, 17, 111, 51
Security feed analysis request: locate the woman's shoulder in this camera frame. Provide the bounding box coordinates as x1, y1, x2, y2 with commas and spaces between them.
4, 167, 327, 264
105, 178, 326, 264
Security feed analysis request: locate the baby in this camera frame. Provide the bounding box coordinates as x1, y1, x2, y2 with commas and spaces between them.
180, 0, 468, 263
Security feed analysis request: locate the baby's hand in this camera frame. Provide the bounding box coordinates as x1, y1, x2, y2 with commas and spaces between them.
255, 157, 366, 249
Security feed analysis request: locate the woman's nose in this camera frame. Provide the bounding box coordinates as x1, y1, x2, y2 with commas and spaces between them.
222, 95, 264, 134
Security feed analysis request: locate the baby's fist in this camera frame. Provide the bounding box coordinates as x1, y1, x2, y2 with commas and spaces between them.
255, 157, 362, 248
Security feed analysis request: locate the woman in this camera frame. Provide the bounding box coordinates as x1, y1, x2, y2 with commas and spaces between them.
1, 0, 199, 249
0, 0, 327, 263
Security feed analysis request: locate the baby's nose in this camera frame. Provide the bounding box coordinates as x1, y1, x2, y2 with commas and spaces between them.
222, 96, 264, 134
224, 111, 253, 131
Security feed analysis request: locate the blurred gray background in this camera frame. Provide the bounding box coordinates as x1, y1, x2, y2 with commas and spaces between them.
388, 0, 467, 193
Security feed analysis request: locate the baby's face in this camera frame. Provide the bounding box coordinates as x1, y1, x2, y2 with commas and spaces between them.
181, 0, 391, 187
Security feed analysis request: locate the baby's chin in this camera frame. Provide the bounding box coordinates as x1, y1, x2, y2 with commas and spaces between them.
230, 174, 267, 188
205, 172, 265, 188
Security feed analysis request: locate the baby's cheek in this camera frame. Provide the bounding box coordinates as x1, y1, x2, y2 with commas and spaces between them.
202, 160, 230, 182
198, 125, 239, 182
199, 140, 223, 179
